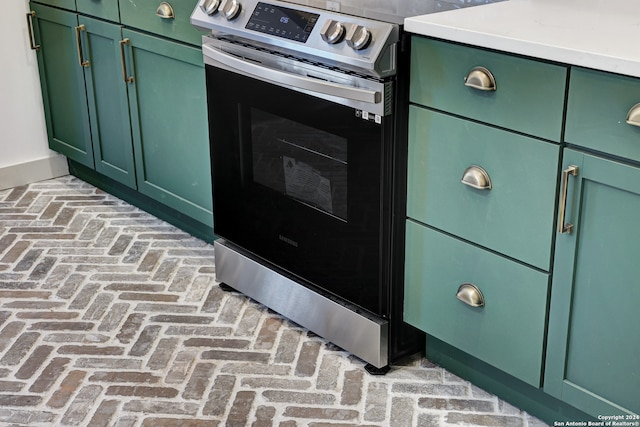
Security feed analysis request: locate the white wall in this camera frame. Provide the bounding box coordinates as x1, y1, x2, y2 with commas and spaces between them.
0, 0, 68, 190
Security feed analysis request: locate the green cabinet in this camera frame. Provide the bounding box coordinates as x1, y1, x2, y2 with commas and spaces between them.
77, 0, 120, 22
34, 0, 75, 10
81, 16, 137, 188
405, 36, 561, 387
119, 0, 203, 46
30, 4, 94, 168
123, 29, 211, 225
565, 67, 640, 163
29, 0, 213, 231
406, 35, 640, 422
404, 221, 549, 387
410, 37, 566, 141
545, 149, 640, 416
31, 4, 137, 188
545, 68, 640, 418
407, 106, 559, 270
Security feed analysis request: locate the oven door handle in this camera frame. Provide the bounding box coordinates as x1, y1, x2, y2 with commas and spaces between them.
203, 44, 382, 105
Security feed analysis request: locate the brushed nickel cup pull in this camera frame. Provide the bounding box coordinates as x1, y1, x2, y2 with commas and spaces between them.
464, 66, 497, 91
26, 11, 40, 51
461, 165, 492, 190
119, 38, 134, 83
156, 2, 175, 19
75, 24, 90, 67
557, 165, 579, 234
456, 283, 485, 308
626, 103, 640, 127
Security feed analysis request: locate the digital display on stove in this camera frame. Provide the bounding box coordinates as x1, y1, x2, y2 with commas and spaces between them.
246, 2, 320, 43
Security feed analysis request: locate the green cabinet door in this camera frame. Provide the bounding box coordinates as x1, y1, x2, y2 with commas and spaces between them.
122, 29, 213, 227
31, 3, 94, 168
79, 16, 137, 188
545, 148, 640, 417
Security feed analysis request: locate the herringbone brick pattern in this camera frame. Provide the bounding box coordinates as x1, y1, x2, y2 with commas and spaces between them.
0, 176, 548, 426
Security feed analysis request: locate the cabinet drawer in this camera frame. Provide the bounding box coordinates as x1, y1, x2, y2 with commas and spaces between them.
404, 221, 549, 387
410, 37, 567, 141
33, 0, 76, 10
407, 106, 559, 270
77, 0, 119, 22
565, 67, 640, 162
119, 0, 202, 45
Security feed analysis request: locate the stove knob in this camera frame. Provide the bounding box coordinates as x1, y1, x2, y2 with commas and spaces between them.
320, 20, 345, 44
346, 25, 372, 50
200, 0, 221, 15
222, 0, 242, 20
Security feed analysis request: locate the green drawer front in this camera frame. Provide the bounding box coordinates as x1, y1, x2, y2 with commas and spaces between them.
33, 0, 76, 10
565, 67, 640, 162
119, 0, 202, 45
404, 221, 548, 387
407, 106, 559, 270
77, 0, 119, 22
410, 37, 567, 141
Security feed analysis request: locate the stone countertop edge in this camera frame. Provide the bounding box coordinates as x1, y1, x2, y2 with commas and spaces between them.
404, 0, 640, 78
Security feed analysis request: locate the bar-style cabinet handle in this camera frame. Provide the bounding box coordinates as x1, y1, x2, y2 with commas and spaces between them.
626, 103, 640, 127
464, 66, 497, 91
557, 165, 579, 234
26, 11, 40, 51
119, 38, 134, 83
75, 24, 90, 67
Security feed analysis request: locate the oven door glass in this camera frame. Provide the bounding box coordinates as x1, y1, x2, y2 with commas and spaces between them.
251, 108, 348, 221
206, 65, 389, 316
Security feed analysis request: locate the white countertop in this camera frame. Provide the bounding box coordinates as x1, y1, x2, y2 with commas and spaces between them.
404, 0, 640, 78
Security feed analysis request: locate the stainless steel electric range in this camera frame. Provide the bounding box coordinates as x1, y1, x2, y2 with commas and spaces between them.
191, 0, 498, 372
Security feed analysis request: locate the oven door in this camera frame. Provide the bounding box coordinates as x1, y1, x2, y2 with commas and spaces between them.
205, 60, 393, 316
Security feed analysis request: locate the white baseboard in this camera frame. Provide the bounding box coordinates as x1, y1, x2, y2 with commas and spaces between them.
0, 154, 69, 190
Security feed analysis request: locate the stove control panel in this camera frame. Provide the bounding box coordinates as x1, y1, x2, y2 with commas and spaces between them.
246, 2, 320, 42
191, 0, 399, 77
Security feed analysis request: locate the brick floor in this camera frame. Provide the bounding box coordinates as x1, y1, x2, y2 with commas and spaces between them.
0, 176, 548, 426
